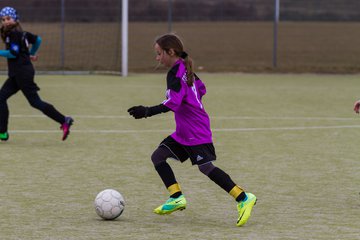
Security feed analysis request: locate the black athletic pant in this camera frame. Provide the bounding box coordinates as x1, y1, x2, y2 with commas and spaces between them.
0, 76, 65, 132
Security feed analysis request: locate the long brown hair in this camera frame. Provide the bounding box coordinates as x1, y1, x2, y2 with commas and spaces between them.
1, 21, 22, 42
155, 34, 194, 86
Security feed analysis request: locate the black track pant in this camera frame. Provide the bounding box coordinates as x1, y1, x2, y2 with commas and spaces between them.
0, 76, 65, 132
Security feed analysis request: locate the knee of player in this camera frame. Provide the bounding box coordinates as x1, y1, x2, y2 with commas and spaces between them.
29, 99, 47, 110
151, 147, 169, 166
198, 161, 216, 176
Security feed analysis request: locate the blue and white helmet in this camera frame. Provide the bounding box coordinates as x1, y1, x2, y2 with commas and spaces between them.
0, 7, 19, 21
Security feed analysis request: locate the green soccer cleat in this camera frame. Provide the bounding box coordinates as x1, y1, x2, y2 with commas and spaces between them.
0, 132, 9, 141
153, 195, 187, 215
236, 192, 257, 227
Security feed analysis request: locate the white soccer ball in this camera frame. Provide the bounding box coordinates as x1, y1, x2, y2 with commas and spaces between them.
94, 189, 125, 220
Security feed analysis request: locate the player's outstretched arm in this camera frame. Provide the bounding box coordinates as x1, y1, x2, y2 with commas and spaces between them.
127, 104, 170, 119
0, 49, 16, 58
354, 100, 360, 114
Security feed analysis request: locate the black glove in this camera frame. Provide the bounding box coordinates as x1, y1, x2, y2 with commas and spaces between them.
127, 105, 149, 119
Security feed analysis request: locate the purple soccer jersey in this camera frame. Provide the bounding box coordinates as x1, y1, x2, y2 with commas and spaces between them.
162, 59, 212, 146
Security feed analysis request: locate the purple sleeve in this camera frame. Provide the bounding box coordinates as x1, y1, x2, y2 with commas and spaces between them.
162, 63, 186, 112
162, 83, 186, 112
196, 79, 206, 98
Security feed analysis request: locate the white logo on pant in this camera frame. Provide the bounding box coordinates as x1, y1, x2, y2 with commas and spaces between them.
196, 155, 204, 161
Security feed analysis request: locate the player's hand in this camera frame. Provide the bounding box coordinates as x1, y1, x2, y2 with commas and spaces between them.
127, 105, 149, 119
354, 100, 360, 114
30, 55, 38, 61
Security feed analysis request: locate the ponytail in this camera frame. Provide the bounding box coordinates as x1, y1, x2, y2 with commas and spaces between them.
180, 51, 194, 86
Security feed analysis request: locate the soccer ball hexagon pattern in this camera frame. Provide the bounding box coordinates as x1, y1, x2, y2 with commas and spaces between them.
94, 189, 125, 220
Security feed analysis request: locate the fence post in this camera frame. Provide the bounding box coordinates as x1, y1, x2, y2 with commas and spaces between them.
168, 0, 173, 32
273, 0, 280, 68
60, 0, 65, 72
122, 0, 128, 77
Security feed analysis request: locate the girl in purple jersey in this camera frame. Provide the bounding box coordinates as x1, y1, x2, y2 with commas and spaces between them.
128, 33, 256, 227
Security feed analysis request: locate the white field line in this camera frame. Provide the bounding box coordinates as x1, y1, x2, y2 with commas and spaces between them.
10, 114, 360, 121
8, 114, 360, 134
11, 114, 130, 119
8, 125, 360, 134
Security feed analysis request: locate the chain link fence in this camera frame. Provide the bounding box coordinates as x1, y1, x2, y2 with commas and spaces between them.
0, 0, 122, 73
0, 0, 359, 73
